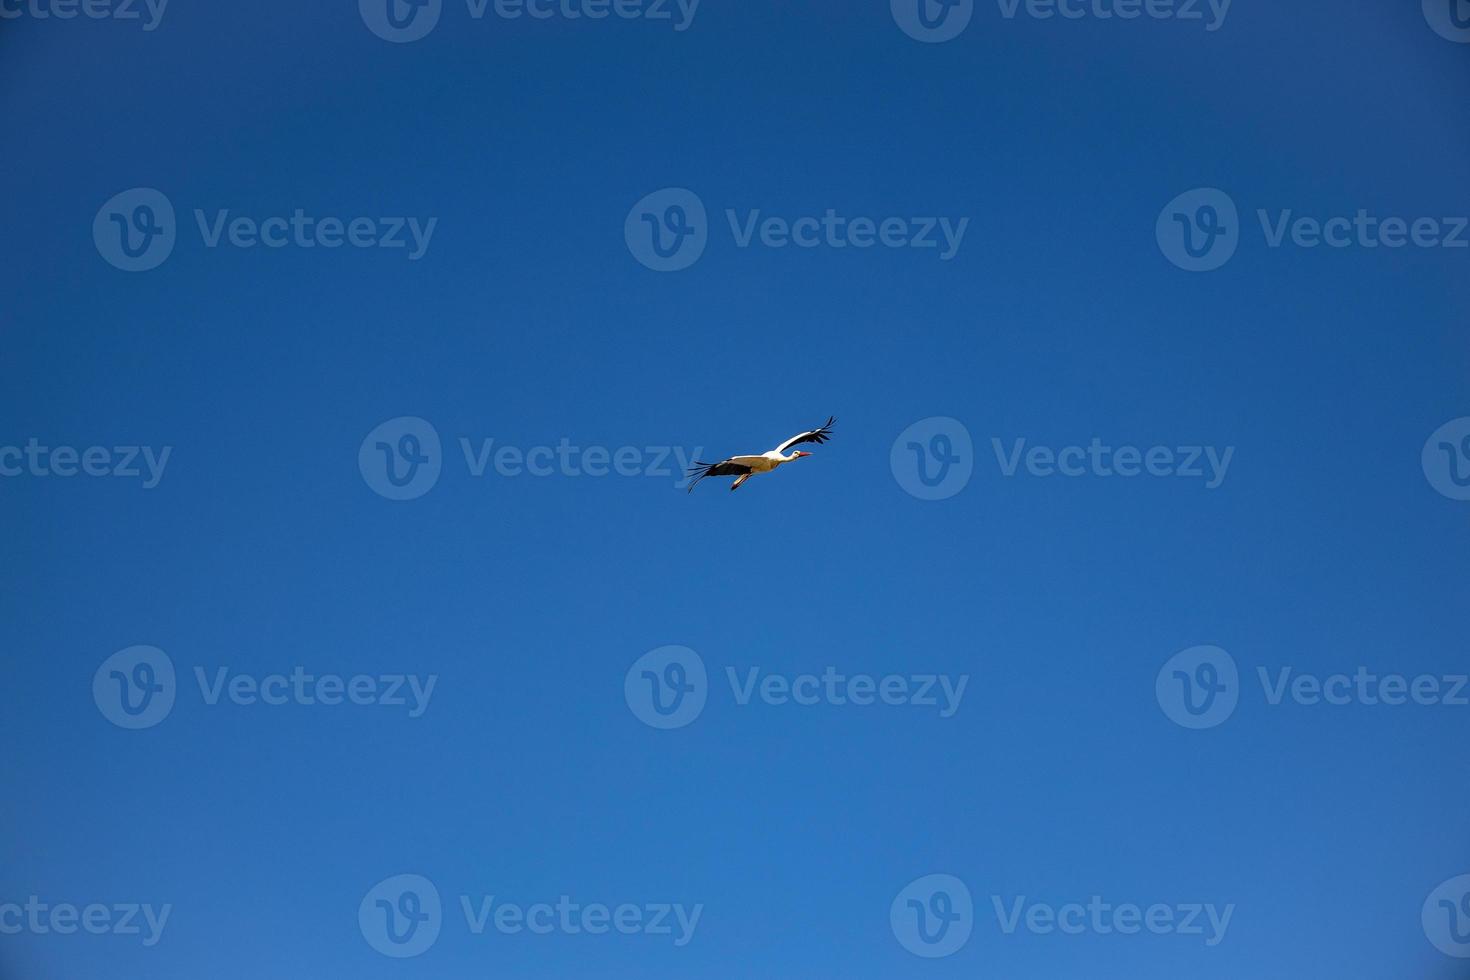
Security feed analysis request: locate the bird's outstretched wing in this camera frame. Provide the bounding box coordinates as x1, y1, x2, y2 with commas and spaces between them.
775, 416, 836, 455
685, 458, 753, 493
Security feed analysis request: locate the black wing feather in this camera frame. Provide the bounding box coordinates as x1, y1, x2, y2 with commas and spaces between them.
685, 458, 753, 493
783, 416, 836, 450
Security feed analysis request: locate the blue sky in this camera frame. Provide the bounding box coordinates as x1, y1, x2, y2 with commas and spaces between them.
3, 1, 1470, 977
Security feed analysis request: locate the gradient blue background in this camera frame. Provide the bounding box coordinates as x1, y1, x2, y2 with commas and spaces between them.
3, 1, 1469, 976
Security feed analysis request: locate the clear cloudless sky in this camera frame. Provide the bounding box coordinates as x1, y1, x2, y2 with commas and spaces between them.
3, 1, 1470, 977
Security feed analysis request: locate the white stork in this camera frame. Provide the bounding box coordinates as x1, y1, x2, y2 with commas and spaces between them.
686, 417, 835, 492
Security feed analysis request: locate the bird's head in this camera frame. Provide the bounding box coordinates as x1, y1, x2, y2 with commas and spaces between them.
792, 451, 812, 459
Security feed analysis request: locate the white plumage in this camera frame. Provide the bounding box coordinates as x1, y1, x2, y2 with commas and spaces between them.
686, 417, 836, 492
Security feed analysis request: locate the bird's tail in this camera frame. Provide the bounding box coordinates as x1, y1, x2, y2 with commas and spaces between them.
685, 461, 716, 493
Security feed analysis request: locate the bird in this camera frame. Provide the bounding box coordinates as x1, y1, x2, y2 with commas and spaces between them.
686, 417, 835, 492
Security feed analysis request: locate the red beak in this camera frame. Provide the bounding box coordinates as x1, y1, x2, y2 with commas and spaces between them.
795, 451, 812, 457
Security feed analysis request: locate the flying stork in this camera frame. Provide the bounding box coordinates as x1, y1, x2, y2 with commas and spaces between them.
686, 417, 836, 492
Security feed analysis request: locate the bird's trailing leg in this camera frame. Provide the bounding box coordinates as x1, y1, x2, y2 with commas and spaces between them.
686, 459, 755, 493
731, 473, 751, 490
